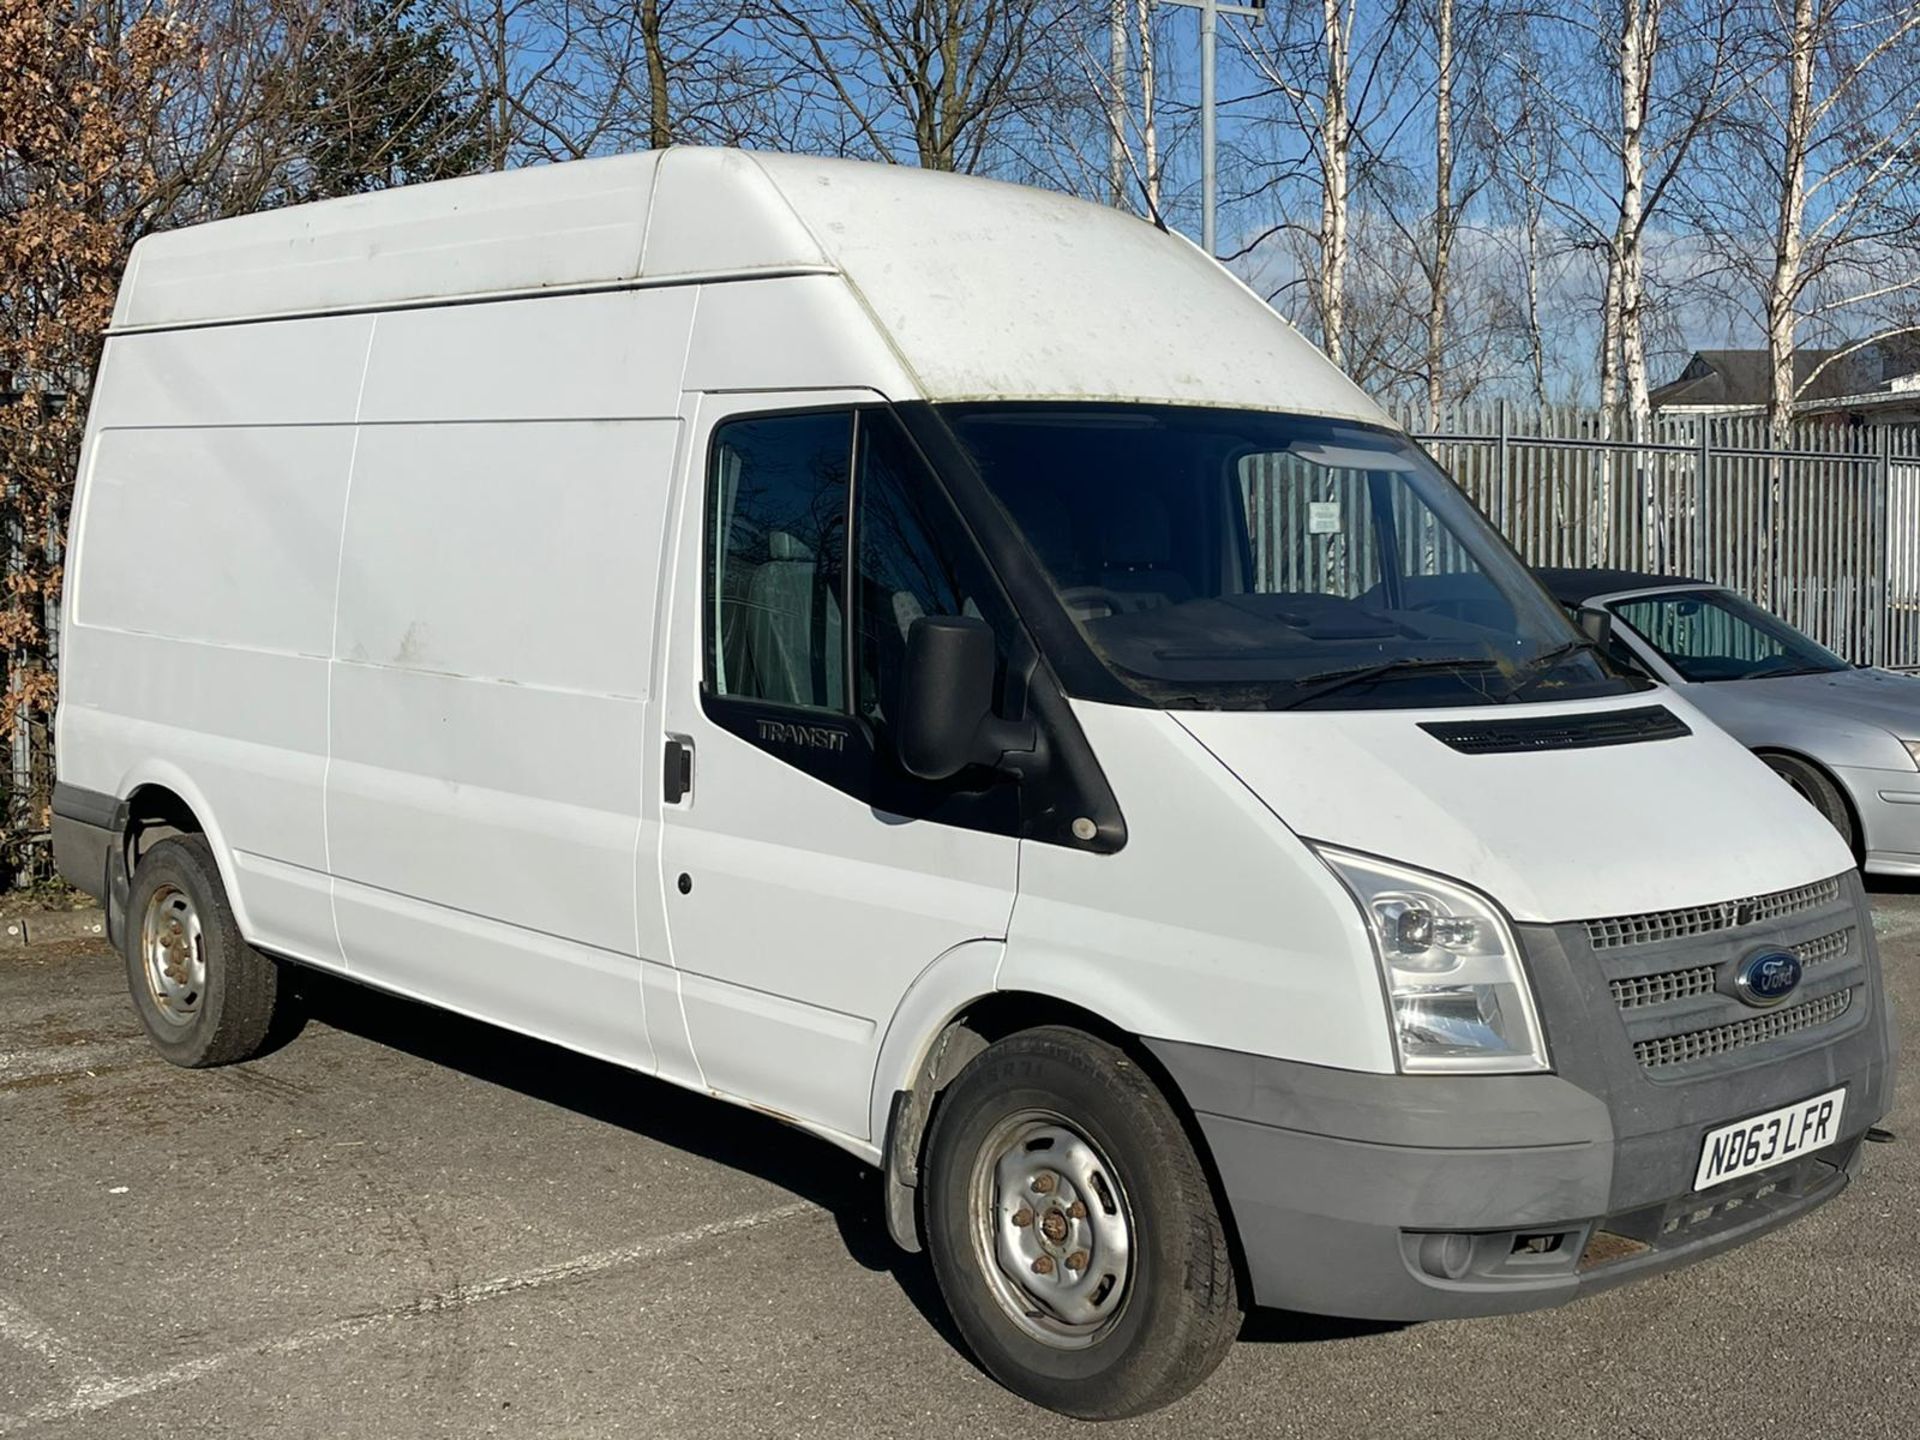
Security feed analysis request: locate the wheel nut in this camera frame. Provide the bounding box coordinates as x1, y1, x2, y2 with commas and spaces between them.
1067, 1201, 1087, 1220
1031, 1173, 1057, 1195
1065, 1250, 1089, 1271
1031, 1256, 1055, 1275
1011, 1207, 1034, 1228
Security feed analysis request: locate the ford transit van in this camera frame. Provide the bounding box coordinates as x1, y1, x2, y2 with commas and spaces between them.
51, 150, 1894, 1418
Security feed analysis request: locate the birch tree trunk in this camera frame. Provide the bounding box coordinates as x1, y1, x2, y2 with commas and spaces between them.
1596, 251, 1623, 559
1766, 0, 1815, 450
1137, 0, 1157, 217
1424, 0, 1454, 429
489, 0, 511, 169
641, 0, 672, 148
1108, 0, 1127, 205
1319, 0, 1352, 370
1524, 171, 1548, 407
1615, 0, 1657, 441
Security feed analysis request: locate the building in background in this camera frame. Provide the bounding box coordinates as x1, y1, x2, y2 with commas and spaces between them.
1651, 338, 1920, 425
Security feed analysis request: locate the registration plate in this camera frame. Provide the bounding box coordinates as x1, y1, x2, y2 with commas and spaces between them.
1694, 1087, 1846, 1191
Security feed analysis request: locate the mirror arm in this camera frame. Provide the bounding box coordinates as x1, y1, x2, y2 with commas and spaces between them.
977, 715, 1046, 781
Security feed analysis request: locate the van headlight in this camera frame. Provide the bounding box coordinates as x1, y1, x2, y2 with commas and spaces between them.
1313, 845, 1549, 1074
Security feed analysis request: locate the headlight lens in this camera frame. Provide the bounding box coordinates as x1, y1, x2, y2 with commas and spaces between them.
1314, 845, 1549, 1074
1903, 739, 1920, 771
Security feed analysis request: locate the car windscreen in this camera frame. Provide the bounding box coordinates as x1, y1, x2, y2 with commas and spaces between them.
1609, 589, 1850, 683
939, 403, 1638, 710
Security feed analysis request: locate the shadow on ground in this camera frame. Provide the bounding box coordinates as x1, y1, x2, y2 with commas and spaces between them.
1864, 873, 1920, 897
287, 967, 965, 1346
283, 965, 1384, 1360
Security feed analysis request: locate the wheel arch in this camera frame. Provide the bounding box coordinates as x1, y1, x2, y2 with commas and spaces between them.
870, 959, 1244, 1295
106, 764, 247, 944
1751, 745, 1864, 859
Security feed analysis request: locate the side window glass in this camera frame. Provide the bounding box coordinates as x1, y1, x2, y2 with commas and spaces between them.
706, 412, 853, 711
852, 414, 979, 728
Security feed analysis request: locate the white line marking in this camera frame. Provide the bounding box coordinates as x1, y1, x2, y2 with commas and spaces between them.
0, 1296, 105, 1378
0, 1042, 146, 1085
0, 1201, 818, 1435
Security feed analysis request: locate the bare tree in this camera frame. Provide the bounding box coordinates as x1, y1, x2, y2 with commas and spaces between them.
1486, 22, 1569, 406
1233, 0, 1414, 371
1425, 0, 1456, 424
1736, 0, 1920, 442
759, 0, 1066, 172
1, 0, 203, 850
1513, 0, 1735, 433
1136, 0, 1158, 216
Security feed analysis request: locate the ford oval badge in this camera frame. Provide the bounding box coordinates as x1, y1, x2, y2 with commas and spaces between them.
1734, 949, 1803, 1008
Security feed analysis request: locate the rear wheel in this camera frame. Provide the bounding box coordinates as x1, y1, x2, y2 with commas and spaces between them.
922, 1026, 1240, 1418
124, 836, 293, 1067
1761, 753, 1855, 852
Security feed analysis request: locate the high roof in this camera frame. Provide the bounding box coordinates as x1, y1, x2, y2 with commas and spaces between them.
110, 148, 1388, 423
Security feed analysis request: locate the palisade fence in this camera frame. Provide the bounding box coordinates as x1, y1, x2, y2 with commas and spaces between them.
5, 400, 1920, 885
1389, 401, 1920, 670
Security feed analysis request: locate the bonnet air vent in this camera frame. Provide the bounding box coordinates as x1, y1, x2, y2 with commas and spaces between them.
1419, 704, 1691, 755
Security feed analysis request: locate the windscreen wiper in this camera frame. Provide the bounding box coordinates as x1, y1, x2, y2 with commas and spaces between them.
1502, 638, 1604, 701
1276, 656, 1497, 710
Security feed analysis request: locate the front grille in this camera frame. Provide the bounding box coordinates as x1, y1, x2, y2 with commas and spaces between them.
1608, 926, 1853, 1012
1611, 965, 1716, 1010
1632, 988, 1854, 1070
1796, 927, 1851, 967
1586, 877, 1843, 951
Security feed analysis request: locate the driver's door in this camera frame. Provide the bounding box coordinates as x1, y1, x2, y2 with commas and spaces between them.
655, 394, 1019, 1141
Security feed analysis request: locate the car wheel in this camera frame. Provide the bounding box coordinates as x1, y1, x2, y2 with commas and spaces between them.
124, 835, 293, 1067
921, 1025, 1240, 1418
1761, 753, 1855, 851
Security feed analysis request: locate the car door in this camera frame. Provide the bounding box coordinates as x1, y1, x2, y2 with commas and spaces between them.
655, 394, 1020, 1140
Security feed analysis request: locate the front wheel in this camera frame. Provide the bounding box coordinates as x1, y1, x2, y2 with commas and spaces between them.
922, 1026, 1240, 1418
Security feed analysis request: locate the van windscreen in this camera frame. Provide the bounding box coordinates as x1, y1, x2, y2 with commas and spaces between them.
941, 403, 1640, 711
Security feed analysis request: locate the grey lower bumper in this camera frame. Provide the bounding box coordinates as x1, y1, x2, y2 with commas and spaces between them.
1148, 1002, 1892, 1322
51, 783, 117, 904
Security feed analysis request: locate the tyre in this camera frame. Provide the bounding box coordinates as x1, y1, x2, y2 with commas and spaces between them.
921, 1026, 1240, 1419
123, 835, 291, 1067
1761, 753, 1855, 851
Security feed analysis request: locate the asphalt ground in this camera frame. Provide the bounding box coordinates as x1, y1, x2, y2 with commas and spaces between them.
1, 891, 1916, 1439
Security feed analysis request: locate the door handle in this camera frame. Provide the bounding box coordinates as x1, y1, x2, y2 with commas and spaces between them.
663, 734, 694, 804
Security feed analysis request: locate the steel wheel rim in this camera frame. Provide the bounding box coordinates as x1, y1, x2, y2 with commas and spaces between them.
967, 1109, 1134, 1349
140, 884, 205, 1026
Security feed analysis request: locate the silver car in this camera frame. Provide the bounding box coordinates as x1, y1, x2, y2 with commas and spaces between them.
1540, 567, 1920, 877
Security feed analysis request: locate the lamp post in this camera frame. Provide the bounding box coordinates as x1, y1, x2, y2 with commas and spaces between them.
1154, 0, 1266, 256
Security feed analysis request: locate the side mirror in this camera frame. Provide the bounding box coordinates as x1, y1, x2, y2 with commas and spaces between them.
895, 616, 1039, 782
1576, 605, 1614, 651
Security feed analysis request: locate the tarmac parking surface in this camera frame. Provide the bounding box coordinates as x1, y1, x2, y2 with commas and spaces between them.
2, 890, 1916, 1439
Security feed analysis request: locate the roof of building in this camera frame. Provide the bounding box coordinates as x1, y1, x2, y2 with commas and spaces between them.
111, 148, 1387, 423
1650, 341, 1918, 411
1535, 567, 1712, 607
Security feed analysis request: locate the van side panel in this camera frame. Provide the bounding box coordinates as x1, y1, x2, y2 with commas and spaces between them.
61, 317, 373, 965
324, 288, 696, 1074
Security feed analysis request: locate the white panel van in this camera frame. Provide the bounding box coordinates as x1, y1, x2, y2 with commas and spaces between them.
52, 149, 1894, 1418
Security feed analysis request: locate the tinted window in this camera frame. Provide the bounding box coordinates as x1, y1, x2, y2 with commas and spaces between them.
1611, 589, 1848, 682
945, 403, 1629, 710
706, 412, 852, 710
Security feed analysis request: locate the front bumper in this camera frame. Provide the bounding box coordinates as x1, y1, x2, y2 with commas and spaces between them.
1833, 761, 1920, 875
1148, 872, 1896, 1322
